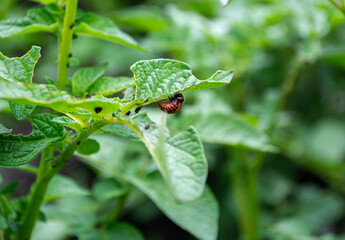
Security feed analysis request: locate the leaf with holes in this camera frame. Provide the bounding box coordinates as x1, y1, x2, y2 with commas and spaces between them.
0, 81, 120, 115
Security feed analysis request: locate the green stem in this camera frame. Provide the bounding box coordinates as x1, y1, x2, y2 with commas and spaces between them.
328, 0, 345, 14
15, 119, 110, 240
56, 0, 78, 90
230, 149, 259, 240
14, 148, 54, 240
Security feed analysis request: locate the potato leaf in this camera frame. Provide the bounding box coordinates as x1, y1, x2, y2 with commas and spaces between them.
0, 114, 66, 166
74, 12, 145, 51
121, 59, 233, 113
0, 5, 60, 38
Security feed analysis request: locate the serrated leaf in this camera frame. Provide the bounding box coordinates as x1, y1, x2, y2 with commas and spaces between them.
129, 172, 218, 240
0, 123, 11, 134
0, 46, 41, 119
0, 81, 120, 115
72, 63, 108, 97
45, 175, 89, 202
87, 76, 134, 96
102, 112, 208, 202
0, 46, 41, 83
9, 102, 36, 120
0, 5, 60, 38
0, 113, 66, 166
74, 12, 145, 51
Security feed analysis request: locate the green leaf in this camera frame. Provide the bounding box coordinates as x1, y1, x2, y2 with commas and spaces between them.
0, 46, 41, 119
0, 5, 60, 38
103, 113, 208, 202
129, 172, 219, 240
72, 63, 108, 97
32, 0, 56, 5
0, 182, 18, 196
87, 76, 134, 96
181, 113, 277, 152
74, 12, 145, 51
121, 59, 233, 113
0, 123, 11, 134
92, 179, 128, 202
131, 59, 233, 100
52, 116, 83, 132
45, 175, 89, 202
103, 222, 144, 240
9, 102, 36, 120
112, 6, 168, 32
76, 139, 100, 155
0, 113, 66, 166
0, 46, 41, 83
0, 81, 120, 115
0, 215, 7, 230
76, 135, 218, 240
101, 123, 139, 140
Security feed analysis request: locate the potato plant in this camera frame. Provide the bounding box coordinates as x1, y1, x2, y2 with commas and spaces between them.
0, 1, 234, 239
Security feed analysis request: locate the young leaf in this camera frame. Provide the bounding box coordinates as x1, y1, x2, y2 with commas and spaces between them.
121, 59, 233, 113
0, 81, 120, 115
76, 139, 100, 155
87, 76, 134, 96
0, 123, 11, 134
74, 12, 145, 51
103, 112, 208, 202
131, 59, 233, 100
129, 172, 219, 240
0, 5, 60, 38
72, 63, 108, 97
0, 113, 66, 166
0, 46, 41, 83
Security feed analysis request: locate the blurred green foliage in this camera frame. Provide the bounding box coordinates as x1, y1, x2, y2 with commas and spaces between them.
1, 0, 345, 239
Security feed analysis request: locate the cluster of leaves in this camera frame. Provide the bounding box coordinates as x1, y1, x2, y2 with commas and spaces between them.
0, 1, 237, 239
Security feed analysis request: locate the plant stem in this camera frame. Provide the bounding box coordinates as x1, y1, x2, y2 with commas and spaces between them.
328, 0, 345, 14
14, 148, 54, 240
15, 119, 110, 240
230, 149, 259, 240
56, 0, 78, 90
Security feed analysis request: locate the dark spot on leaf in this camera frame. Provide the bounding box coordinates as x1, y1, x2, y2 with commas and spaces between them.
70, 22, 75, 29
145, 98, 149, 102
77, 141, 81, 145
94, 107, 102, 113
69, 52, 72, 58
135, 107, 142, 113
145, 123, 150, 129
126, 111, 131, 116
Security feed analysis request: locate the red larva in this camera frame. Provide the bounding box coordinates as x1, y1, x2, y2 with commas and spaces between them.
157, 93, 184, 114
